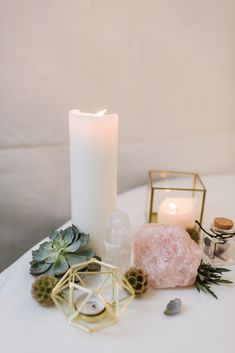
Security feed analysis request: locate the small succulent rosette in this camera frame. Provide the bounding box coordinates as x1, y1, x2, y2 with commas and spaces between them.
30, 225, 98, 277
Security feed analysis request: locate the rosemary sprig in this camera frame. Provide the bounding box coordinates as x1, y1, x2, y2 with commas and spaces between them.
196, 262, 233, 299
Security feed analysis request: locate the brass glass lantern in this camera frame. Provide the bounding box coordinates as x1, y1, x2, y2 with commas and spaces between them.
148, 170, 206, 242
51, 258, 135, 333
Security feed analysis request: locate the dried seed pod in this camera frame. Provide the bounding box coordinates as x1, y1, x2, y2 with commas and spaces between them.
31, 275, 57, 306
125, 267, 148, 295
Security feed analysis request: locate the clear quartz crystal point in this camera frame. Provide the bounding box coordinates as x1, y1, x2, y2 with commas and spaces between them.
104, 210, 131, 273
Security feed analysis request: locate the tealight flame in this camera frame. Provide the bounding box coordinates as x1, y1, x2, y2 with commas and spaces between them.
96, 109, 107, 116
169, 202, 177, 214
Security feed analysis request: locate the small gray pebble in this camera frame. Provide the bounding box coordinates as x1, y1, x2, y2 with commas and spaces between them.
164, 298, 182, 316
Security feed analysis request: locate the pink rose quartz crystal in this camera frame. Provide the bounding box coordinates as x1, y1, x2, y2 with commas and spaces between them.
134, 224, 202, 289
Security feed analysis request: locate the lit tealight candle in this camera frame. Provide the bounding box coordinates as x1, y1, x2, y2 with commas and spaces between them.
77, 295, 106, 322
168, 202, 177, 214
158, 197, 197, 229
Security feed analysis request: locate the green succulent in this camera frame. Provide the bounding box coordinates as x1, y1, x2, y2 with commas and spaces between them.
31, 275, 57, 306
30, 225, 97, 276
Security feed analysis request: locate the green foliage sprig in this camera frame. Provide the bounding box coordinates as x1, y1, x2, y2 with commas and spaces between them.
196, 262, 233, 299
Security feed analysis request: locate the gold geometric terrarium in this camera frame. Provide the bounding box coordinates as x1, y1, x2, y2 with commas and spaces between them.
148, 170, 206, 242
51, 258, 135, 333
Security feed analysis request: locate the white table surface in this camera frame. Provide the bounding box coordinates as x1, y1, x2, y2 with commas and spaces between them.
1, 173, 235, 353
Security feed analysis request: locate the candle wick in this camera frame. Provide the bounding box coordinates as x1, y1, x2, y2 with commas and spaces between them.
96, 109, 107, 116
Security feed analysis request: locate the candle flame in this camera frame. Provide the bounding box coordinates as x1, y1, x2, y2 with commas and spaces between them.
96, 109, 107, 116
169, 202, 177, 214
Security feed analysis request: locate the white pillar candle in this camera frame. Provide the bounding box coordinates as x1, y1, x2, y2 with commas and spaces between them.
69, 109, 118, 256
158, 197, 197, 229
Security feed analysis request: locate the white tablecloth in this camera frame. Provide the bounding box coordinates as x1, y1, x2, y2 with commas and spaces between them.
1, 173, 235, 353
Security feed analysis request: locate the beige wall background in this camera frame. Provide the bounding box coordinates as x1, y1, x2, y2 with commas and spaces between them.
1, 0, 235, 270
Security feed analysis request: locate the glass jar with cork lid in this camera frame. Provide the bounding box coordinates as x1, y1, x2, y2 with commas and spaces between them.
202, 217, 235, 265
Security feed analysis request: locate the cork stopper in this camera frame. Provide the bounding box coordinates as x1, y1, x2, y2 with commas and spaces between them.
214, 217, 233, 230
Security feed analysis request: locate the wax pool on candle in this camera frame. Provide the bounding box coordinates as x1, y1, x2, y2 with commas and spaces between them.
69, 109, 118, 256
158, 197, 197, 229
79, 296, 106, 317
